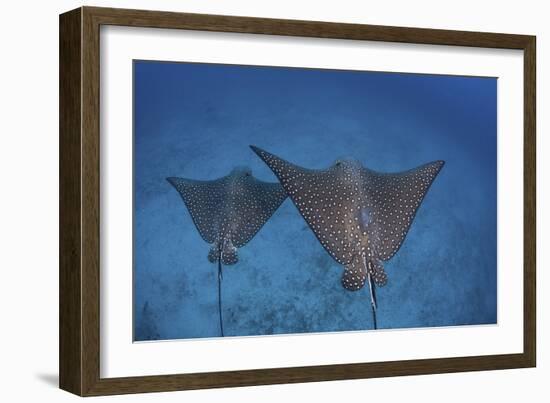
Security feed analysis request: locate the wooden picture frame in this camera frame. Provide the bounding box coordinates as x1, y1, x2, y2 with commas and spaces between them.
59, 6, 536, 396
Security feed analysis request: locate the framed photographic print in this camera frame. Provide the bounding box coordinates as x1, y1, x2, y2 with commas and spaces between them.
59, 6, 536, 396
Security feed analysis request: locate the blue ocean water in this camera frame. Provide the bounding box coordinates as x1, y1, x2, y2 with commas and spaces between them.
133, 60, 497, 341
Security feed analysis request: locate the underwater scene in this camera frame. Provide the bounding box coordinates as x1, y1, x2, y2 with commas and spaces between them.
133, 60, 497, 341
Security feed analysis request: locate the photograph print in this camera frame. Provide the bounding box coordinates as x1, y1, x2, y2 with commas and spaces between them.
133, 60, 497, 341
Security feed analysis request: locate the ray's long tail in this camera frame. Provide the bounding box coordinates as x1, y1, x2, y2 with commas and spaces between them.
367, 273, 378, 330
217, 250, 224, 337
365, 259, 378, 330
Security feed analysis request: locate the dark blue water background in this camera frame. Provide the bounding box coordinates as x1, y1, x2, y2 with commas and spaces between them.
133, 61, 497, 341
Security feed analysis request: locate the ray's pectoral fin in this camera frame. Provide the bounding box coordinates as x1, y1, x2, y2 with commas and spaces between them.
366, 160, 445, 261
342, 254, 367, 291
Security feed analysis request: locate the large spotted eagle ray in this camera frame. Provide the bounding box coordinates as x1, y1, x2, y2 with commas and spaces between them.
250, 146, 444, 330
167, 167, 287, 336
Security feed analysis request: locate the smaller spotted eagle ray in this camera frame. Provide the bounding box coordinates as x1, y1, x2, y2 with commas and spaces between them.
167, 167, 287, 336
250, 146, 444, 330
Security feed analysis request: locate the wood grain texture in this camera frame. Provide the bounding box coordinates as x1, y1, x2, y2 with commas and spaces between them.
81, 6, 102, 396
59, 5, 537, 396
523, 38, 536, 367
59, 8, 82, 396
85, 6, 532, 49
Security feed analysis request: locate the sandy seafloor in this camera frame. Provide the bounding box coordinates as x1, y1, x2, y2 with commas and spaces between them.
133, 61, 497, 341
